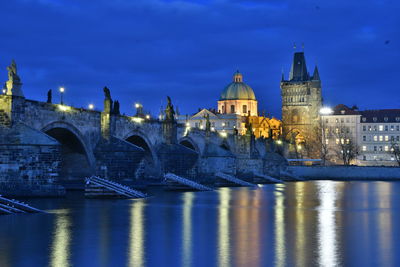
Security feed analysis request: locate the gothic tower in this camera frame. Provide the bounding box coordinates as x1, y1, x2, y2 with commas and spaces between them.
280, 51, 322, 157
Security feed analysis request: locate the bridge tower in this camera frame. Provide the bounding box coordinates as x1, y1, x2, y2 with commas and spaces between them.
280, 51, 322, 157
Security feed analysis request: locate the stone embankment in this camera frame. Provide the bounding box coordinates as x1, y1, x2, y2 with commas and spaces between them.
290, 166, 400, 180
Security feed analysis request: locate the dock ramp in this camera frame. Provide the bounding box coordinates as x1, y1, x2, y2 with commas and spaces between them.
215, 172, 257, 187
0, 195, 43, 215
253, 173, 283, 183
164, 173, 213, 191
85, 176, 147, 198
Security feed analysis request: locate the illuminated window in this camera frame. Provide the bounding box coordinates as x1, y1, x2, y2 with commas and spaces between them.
335, 128, 339, 134
385, 146, 389, 151
362, 146, 367, 151
242, 105, 247, 114
379, 125, 383, 131
336, 139, 339, 144
374, 135, 378, 141
391, 125, 394, 131
385, 136, 389, 141
335, 119, 339, 123
341, 138, 345, 144
325, 139, 329, 145
346, 139, 350, 144
379, 136, 383, 141
368, 126, 372, 131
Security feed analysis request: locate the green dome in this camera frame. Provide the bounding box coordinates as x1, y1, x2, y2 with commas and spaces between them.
220, 71, 256, 100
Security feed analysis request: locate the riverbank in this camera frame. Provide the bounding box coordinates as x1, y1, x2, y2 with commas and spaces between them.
290, 166, 400, 180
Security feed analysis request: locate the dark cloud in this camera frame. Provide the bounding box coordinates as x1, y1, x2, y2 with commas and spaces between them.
0, 0, 399, 117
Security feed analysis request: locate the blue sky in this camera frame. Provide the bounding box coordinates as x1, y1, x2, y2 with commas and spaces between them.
1, 0, 399, 117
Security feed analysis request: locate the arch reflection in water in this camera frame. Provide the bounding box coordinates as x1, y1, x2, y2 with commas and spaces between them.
50, 210, 72, 267
182, 192, 195, 267
274, 184, 286, 267
317, 181, 339, 267
218, 188, 231, 267
128, 200, 146, 267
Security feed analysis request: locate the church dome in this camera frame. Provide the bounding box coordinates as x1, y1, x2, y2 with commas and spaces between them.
220, 71, 256, 100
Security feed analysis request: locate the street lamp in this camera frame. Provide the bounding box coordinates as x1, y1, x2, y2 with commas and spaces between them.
59, 87, 65, 105
320, 107, 333, 115
2, 89, 6, 94
88, 104, 94, 110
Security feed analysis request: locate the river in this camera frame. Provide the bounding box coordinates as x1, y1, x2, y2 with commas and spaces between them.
1, 181, 400, 267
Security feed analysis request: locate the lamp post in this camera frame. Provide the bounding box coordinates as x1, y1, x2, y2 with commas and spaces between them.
88, 104, 94, 110
59, 87, 65, 105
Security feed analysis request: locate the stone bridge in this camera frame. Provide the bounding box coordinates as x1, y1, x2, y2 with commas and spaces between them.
0, 72, 287, 188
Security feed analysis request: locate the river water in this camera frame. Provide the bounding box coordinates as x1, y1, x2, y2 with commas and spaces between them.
1, 181, 400, 267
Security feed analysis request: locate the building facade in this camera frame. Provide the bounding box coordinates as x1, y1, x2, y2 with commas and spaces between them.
321, 104, 400, 166
358, 109, 400, 166
281, 52, 322, 156
179, 71, 281, 139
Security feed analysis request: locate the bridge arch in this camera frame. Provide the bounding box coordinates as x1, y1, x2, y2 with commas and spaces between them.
124, 131, 159, 178
42, 121, 95, 180
178, 137, 200, 154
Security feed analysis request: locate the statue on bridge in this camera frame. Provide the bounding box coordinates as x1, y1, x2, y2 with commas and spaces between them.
165, 96, 175, 122
113, 100, 120, 115
103, 86, 113, 113
5, 60, 24, 97
47, 89, 52, 103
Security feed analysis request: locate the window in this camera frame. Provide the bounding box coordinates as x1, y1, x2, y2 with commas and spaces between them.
373, 117, 377, 122
373, 126, 377, 131
385, 125, 388, 131
384, 117, 388, 122
385, 146, 389, 151
362, 146, 367, 151
325, 119, 329, 123
230, 105, 235, 113
346, 139, 350, 144
396, 117, 400, 122
379, 146, 383, 151
363, 136, 366, 141
368, 126, 372, 131
222, 105, 225, 113
397, 126, 400, 131
336, 139, 339, 144
346, 118, 350, 123
362, 117, 366, 122
335, 119, 339, 123
373, 135, 378, 141
374, 146, 377, 151
363, 126, 366, 131
385, 136, 389, 141
325, 139, 329, 145
379, 136, 383, 141
397, 136, 400, 141
363, 155, 367, 160
242, 105, 247, 114
195, 122, 199, 128
341, 118, 344, 123
391, 125, 394, 131
379, 125, 383, 131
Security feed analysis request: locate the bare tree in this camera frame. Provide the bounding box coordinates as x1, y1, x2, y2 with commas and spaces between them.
333, 124, 359, 165
390, 140, 400, 166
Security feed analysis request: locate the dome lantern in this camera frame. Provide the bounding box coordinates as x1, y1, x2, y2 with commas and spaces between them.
233, 71, 243, 83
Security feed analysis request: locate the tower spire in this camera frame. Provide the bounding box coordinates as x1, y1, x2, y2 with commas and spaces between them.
312, 65, 320, 80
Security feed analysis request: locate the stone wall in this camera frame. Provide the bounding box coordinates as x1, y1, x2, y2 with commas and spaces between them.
290, 165, 400, 180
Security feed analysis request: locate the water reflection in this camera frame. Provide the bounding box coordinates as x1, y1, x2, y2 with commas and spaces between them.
274, 184, 286, 267
50, 210, 72, 267
1, 181, 399, 267
317, 181, 339, 267
182, 192, 194, 267
295, 182, 306, 267
217, 188, 231, 267
128, 201, 146, 267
